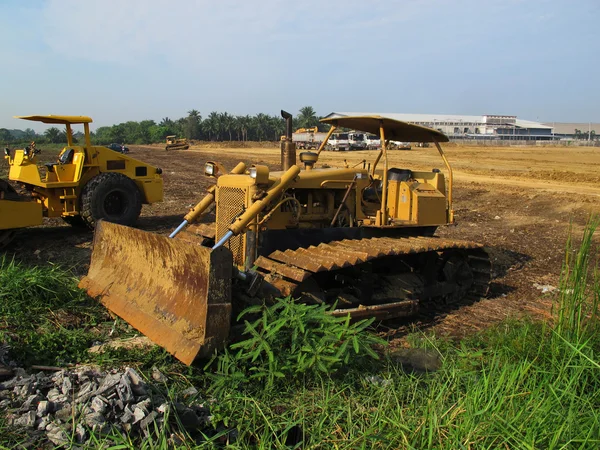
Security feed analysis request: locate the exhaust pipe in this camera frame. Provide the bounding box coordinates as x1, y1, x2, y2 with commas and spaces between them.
280, 110, 296, 171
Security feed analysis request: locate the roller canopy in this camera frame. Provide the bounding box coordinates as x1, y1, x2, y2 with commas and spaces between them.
321, 115, 449, 143
15, 115, 93, 125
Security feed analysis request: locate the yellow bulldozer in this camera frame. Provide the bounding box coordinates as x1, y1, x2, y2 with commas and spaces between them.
0, 115, 163, 247
165, 135, 190, 151
80, 111, 491, 365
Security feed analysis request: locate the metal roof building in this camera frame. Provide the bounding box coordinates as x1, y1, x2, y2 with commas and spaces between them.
324, 112, 554, 140
542, 122, 600, 138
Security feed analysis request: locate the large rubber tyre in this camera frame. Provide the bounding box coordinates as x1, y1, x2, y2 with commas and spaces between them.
80, 173, 142, 229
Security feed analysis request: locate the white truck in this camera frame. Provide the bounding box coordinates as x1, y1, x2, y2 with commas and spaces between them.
289, 127, 328, 150
327, 132, 350, 151
364, 133, 381, 149
348, 131, 367, 150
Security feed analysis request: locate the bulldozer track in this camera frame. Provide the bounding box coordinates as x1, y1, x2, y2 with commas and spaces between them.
254, 236, 492, 320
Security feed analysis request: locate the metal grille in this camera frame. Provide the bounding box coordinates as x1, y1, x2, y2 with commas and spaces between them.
216, 187, 246, 266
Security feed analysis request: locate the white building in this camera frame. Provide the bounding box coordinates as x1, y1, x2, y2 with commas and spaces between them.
324, 112, 554, 140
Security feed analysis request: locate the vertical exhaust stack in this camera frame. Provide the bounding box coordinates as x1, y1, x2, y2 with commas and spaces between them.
280, 110, 296, 171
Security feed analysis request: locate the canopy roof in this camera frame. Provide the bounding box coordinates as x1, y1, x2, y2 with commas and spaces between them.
321, 115, 449, 143
15, 115, 93, 125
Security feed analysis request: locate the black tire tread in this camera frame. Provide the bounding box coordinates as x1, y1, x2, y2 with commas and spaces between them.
80, 172, 142, 229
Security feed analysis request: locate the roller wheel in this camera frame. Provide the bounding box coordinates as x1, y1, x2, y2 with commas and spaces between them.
80, 172, 142, 229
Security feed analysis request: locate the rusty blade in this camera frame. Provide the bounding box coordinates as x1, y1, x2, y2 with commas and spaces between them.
79, 221, 232, 365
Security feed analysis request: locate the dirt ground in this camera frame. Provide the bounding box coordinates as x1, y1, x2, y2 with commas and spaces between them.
4, 143, 600, 342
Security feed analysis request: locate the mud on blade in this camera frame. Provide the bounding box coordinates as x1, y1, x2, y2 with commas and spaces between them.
79, 221, 233, 365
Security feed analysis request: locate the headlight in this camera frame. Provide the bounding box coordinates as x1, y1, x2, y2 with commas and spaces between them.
205, 162, 216, 176
249, 165, 269, 184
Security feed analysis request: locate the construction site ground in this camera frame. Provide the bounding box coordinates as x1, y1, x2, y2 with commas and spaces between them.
4, 143, 600, 344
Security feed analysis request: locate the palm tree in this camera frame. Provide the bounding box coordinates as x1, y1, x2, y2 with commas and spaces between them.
297, 106, 318, 129
220, 112, 234, 141
236, 115, 251, 141
270, 115, 285, 141
184, 110, 202, 140
44, 127, 63, 144
253, 113, 270, 141
205, 112, 221, 141
159, 117, 174, 128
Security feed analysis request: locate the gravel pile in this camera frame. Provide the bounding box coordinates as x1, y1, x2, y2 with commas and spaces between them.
0, 366, 213, 446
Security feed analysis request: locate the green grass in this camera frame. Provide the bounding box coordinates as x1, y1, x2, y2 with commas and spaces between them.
1, 218, 599, 448
0, 257, 111, 366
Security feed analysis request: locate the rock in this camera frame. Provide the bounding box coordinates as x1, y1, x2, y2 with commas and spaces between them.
55, 403, 73, 422
124, 367, 146, 396
133, 407, 146, 423
181, 386, 198, 398
151, 366, 166, 383
16, 382, 33, 399
91, 396, 107, 414
75, 381, 97, 403
61, 377, 73, 395
364, 375, 392, 387
533, 283, 556, 293
120, 405, 134, 423
14, 410, 36, 428
156, 403, 169, 415
134, 398, 151, 413
0, 399, 10, 409
75, 423, 87, 443
37, 400, 52, 417
47, 424, 69, 446
390, 348, 442, 373
117, 374, 134, 404
51, 370, 65, 386
47, 387, 66, 403
37, 416, 50, 430
139, 410, 159, 430
85, 411, 106, 429
21, 394, 41, 411
96, 373, 121, 397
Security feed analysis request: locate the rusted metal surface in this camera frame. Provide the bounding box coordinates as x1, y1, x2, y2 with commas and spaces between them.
185, 222, 217, 239
330, 300, 419, 320
254, 256, 310, 282
262, 236, 483, 273
79, 221, 232, 365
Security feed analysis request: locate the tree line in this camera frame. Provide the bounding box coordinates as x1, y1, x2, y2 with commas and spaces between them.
0, 106, 324, 146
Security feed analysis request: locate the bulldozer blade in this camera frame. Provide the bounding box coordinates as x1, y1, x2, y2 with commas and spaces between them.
79, 221, 232, 365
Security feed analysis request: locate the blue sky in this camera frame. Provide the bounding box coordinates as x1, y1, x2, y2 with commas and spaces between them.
1, 0, 598, 131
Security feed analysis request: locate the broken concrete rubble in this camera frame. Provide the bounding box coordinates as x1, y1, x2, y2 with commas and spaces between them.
0, 365, 218, 446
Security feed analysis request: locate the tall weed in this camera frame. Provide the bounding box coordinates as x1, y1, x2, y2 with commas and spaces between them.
208, 297, 386, 392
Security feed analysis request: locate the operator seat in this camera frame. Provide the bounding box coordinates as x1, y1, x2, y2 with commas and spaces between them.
45, 148, 74, 173
58, 148, 74, 165
362, 168, 412, 203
